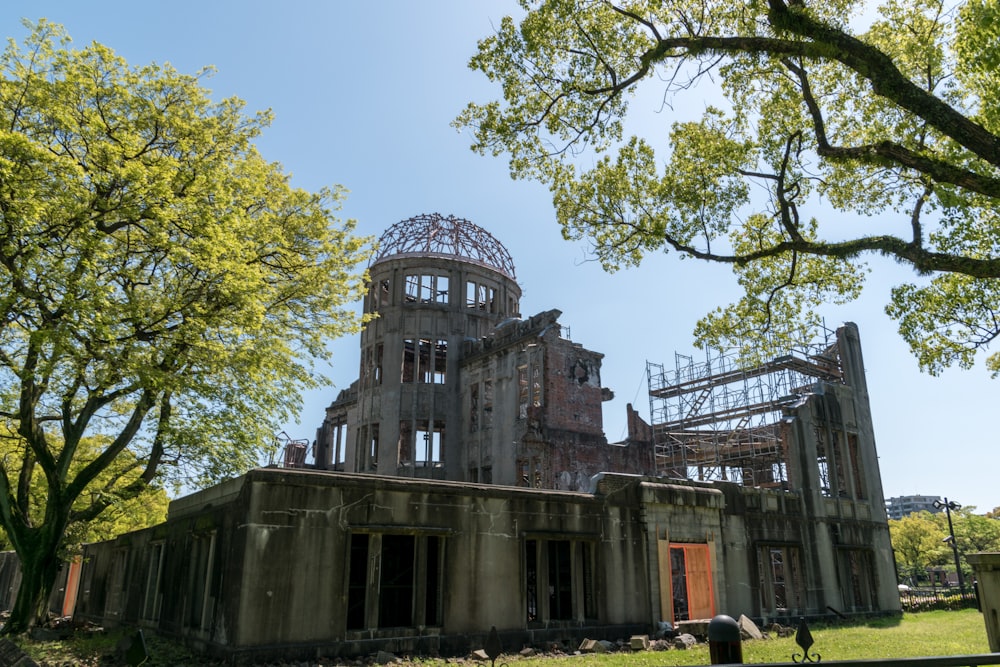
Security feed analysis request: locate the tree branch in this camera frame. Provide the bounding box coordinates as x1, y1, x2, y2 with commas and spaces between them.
765, 0, 1000, 168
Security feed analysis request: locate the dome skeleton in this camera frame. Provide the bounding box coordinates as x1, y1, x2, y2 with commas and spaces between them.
373, 213, 517, 281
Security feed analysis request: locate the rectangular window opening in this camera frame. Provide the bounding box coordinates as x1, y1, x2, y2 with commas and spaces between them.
346, 533, 370, 630
848, 434, 866, 499
758, 545, 802, 614
379, 279, 390, 308
369, 424, 379, 468
469, 384, 479, 432
525, 538, 596, 624
518, 365, 529, 419
405, 274, 420, 302
531, 364, 542, 408
379, 535, 416, 627
424, 536, 442, 625
435, 276, 449, 304
402, 339, 415, 383
526, 540, 538, 622
415, 420, 444, 466
348, 533, 444, 631
187, 532, 216, 631
141, 542, 164, 622
483, 379, 494, 429
548, 541, 572, 620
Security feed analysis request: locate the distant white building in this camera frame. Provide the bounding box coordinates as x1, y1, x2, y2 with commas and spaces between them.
885, 494, 941, 520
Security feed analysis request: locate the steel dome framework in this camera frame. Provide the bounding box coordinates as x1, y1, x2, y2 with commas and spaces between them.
373, 213, 517, 280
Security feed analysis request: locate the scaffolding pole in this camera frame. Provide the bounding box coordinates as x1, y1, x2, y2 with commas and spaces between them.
647, 328, 843, 486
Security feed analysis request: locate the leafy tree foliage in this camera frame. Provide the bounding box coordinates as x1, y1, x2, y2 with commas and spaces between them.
889, 511, 948, 583
889, 507, 1000, 584
0, 432, 168, 553
458, 0, 1000, 369
0, 21, 369, 632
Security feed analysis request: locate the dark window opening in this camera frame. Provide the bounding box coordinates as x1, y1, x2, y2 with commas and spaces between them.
842, 548, 877, 611
581, 542, 596, 619
469, 384, 479, 432
425, 536, 442, 625
526, 540, 538, 622
379, 535, 415, 627
525, 538, 596, 624
548, 541, 572, 620
346, 534, 370, 630
406, 274, 448, 304
402, 339, 415, 383
483, 379, 493, 429
403, 339, 447, 384
848, 434, 865, 499
141, 543, 164, 622
518, 365, 528, 419
670, 546, 688, 622
187, 533, 216, 631
758, 545, 802, 614
347, 533, 444, 631
358, 423, 379, 470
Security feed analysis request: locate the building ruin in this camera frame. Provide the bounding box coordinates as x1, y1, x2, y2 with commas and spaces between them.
60, 213, 899, 662
314, 213, 650, 489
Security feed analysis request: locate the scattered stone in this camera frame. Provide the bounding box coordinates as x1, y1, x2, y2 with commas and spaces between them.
375, 650, 397, 664
578, 639, 598, 653
771, 623, 795, 638
650, 639, 673, 651
676, 619, 710, 637
469, 649, 490, 661
673, 633, 698, 650
595, 640, 613, 653
629, 634, 650, 651
738, 614, 764, 640
519, 647, 535, 657
655, 620, 677, 639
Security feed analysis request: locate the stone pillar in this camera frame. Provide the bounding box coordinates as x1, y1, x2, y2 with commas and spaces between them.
967, 552, 1000, 652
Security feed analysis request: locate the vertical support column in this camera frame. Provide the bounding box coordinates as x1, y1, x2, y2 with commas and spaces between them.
967, 553, 1000, 652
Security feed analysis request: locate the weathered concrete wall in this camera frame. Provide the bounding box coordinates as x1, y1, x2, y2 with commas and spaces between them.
968, 553, 1000, 652
74, 476, 249, 650
70, 461, 897, 663
76, 469, 657, 661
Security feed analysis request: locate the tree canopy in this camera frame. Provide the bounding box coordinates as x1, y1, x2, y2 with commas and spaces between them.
889, 507, 1000, 584
457, 0, 1000, 370
0, 432, 169, 554
0, 20, 370, 631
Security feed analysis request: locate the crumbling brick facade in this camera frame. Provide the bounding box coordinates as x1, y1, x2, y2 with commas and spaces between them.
59, 215, 899, 663
315, 214, 651, 489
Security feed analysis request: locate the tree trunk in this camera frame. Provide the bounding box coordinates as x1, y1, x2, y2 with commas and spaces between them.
2, 531, 65, 635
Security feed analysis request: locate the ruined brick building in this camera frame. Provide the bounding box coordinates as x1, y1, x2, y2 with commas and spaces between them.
61, 214, 899, 663
313, 213, 650, 488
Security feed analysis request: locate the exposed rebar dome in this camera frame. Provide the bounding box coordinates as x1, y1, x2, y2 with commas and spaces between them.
373, 213, 516, 280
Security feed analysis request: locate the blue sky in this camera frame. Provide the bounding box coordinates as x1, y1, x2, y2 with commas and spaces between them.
3, 2, 996, 514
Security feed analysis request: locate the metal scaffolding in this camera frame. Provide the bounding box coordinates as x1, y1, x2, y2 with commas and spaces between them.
647, 329, 844, 486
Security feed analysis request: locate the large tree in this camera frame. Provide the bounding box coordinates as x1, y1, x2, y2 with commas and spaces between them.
458, 0, 1000, 370
0, 21, 369, 632
0, 432, 169, 554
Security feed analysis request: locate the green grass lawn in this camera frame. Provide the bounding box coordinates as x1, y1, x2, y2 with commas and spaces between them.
16, 609, 995, 666
492, 610, 993, 667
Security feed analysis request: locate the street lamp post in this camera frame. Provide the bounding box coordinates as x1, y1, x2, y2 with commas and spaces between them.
933, 497, 966, 596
